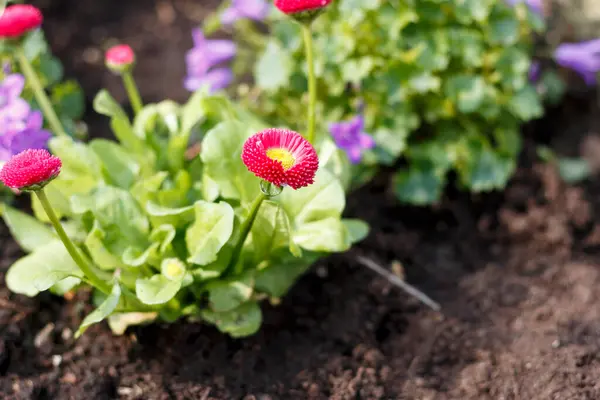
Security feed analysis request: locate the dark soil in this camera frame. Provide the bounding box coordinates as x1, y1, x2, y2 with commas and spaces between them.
3, 1, 600, 399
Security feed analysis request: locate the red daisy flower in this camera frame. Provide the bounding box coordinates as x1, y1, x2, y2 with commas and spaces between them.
0, 5, 43, 38
274, 0, 333, 14
0, 149, 62, 191
105, 44, 135, 72
242, 128, 319, 190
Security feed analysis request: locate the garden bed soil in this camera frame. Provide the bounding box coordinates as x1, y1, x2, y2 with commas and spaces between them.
2, 1, 600, 399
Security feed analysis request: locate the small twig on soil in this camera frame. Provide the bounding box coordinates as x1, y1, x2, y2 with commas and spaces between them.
355, 256, 441, 312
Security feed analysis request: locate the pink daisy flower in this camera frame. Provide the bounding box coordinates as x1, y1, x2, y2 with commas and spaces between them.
241, 128, 319, 190
274, 0, 333, 14
0, 149, 62, 191
0, 5, 43, 39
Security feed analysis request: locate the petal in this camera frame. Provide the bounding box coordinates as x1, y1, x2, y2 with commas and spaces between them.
26, 110, 44, 130
1, 98, 30, 120
9, 128, 52, 155
346, 147, 363, 164
3, 74, 25, 98
191, 28, 205, 47
204, 68, 234, 92
358, 132, 376, 149
221, 8, 240, 25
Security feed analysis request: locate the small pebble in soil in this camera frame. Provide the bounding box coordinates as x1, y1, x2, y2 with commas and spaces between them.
61, 372, 77, 384
51, 355, 62, 368
34, 323, 55, 349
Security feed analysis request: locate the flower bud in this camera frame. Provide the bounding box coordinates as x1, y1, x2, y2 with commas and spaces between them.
0, 5, 43, 39
105, 44, 136, 74
274, 0, 333, 23
0, 149, 61, 191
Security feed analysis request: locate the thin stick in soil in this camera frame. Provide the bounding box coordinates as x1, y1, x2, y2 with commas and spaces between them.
355, 255, 441, 311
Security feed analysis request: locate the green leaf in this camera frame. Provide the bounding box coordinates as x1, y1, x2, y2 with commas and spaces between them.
37, 54, 63, 86
180, 89, 207, 135
461, 146, 515, 192
186, 201, 235, 266
293, 218, 352, 252
488, 17, 520, 46
93, 89, 128, 121
343, 219, 369, 244
134, 225, 176, 268
51, 80, 85, 119
131, 172, 168, 208
393, 164, 445, 205
278, 168, 345, 225
71, 186, 149, 245
6, 240, 84, 296
201, 120, 259, 202
49, 136, 103, 182
75, 283, 121, 338
136, 274, 182, 305
146, 202, 195, 229
206, 275, 254, 313
22, 29, 48, 61
254, 40, 293, 91
90, 139, 140, 189
1, 204, 56, 252
558, 158, 591, 184
508, 85, 543, 121
445, 75, 486, 113
84, 221, 127, 270
202, 301, 262, 338
108, 312, 158, 335
251, 201, 301, 260
318, 138, 352, 191
255, 254, 315, 297
539, 70, 566, 106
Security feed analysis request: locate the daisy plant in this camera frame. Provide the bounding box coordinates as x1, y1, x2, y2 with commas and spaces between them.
0, 3, 366, 338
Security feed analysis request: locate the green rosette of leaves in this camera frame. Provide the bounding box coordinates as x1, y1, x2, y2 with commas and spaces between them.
2, 89, 368, 338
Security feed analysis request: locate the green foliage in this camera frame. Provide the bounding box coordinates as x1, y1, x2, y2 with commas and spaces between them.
4, 90, 366, 338
234, 0, 545, 204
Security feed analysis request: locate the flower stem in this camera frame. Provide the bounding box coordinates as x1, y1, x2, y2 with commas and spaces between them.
35, 189, 111, 295
226, 192, 267, 275
302, 24, 317, 145
121, 70, 143, 115
16, 48, 68, 137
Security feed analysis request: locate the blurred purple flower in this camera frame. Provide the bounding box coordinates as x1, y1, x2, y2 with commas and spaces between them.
222, 0, 269, 25
0, 111, 52, 161
184, 28, 237, 93
329, 116, 376, 164
0, 73, 51, 162
529, 61, 541, 82
554, 38, 600, 85
507, 0, 542, 14
2, 61, 11, 74
0, 74, 30, 122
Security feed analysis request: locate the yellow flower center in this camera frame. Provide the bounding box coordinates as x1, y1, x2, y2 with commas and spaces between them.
266, 148, 295, 171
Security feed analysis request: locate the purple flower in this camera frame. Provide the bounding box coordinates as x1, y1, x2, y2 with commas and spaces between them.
184, 28, 237, 93
529, 61, 541, 82
554, 38, 600, 85
0, 74, 51, 162
184, 68, 233, 93
0, 74, 30, 123
507, 0, 542, 14
222, 0, 269, 25
329, 116, 376, 164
